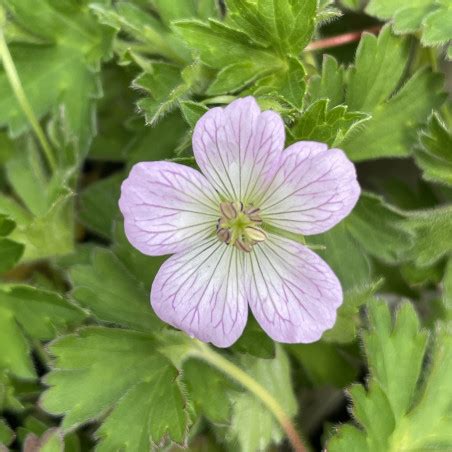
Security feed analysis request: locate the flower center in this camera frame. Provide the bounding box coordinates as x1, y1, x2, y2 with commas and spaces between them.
216, 201, 267, 252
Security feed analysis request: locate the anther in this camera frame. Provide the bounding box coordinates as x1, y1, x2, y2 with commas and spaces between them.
217, 228, 231, 244
235, 239, 252, 253
220, 202, 237, 220
245, 226, 267, 243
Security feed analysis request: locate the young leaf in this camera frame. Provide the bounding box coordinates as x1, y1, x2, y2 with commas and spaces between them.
252, 56, 307, 109
329, 301, 452, 452
290, 99, 369, 147
415, 113, 452, 187
134, 62, 189, 125
226, 0, 317, 54
0, 286, 85, 379
40, 327, 190, 447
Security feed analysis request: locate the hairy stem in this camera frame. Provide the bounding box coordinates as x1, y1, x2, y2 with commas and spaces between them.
191, 341, 306, 452
0, 28, 57, 172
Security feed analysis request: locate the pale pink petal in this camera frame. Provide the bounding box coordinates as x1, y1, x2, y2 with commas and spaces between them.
119, 161, 220, 256
257, 142, 360, 235
151, 237, 248, 347
245, 234, 342, 343
192, 97, 285, 202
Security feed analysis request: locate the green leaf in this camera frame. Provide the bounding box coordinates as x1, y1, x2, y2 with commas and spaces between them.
329, 302, 452, 452
126, 112, 188, 165
0, 214, 24, 273
0, 140, 75, 260
179, 100, 208, 128
207, 61, 268, 95
323, 281, 382, 343
290, 99, 369, 147
403, 206, 452, 266
346, 26, 410, 113
226, 0, 317, 54
41, 327, 189, 446
1, 0, 113, 153
151, 0, 220, 24
91, 1, 190, 64
78, 172, 123, 239
134, 62, 189, 125
345, 192, 413, 264
308, 221, 371, 290
308, 54, 345, 108
231, 317, 275, 359
174, 19, 282, 94
366, 0, 452, 50
253, 56, 306, 109
0, 418, 14, 446
415, 113, 452, 187
0, 238, 24, 273
288, 341, 359, 387
183, 359, 238, 423
227, 346, 297, 451
0, 285, 85, 379
443, 259, 452, 321
341, 25, 446, 160
69, 248, 162, 332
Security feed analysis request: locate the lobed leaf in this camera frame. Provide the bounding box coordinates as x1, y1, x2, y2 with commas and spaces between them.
415, 113, 452, 187
329, 301, 452, 452
40, 327, 190, 446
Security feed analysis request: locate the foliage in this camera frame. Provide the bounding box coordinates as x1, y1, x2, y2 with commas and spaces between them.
0, 0, 450, 450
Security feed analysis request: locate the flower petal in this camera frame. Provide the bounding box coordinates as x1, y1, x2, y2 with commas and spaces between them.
151, 237, 248, 347
192, 96, 285, 202
119, 161, 220, 256
258, 142, 360, 235
245, 234, 342, 343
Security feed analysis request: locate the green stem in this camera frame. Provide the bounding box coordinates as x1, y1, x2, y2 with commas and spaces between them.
0, 28, 57, 172
428, 46, 438, 72
191, 341, 306, 452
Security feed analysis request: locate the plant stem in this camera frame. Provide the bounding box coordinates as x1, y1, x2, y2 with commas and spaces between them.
191, 341, 306, 452
305, 25, 382, 52
0, 28, 57, 172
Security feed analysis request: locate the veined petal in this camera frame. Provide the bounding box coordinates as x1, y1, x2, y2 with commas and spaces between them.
193, 97, 285, 202
151, 238, 248, 347
119, 161, 220, 256
245, 234, 342, 343
258, 142, 360, 235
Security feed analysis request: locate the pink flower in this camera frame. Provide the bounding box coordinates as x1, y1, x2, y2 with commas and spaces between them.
119, 97, 360, 347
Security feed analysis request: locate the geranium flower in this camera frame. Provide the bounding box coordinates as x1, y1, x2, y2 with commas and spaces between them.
119, 97, 360, 347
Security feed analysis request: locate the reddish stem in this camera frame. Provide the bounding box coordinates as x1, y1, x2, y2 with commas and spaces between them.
305, 25, 382, 51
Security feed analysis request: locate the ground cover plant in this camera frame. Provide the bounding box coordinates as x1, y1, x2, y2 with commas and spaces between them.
0, 0, 451, 451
